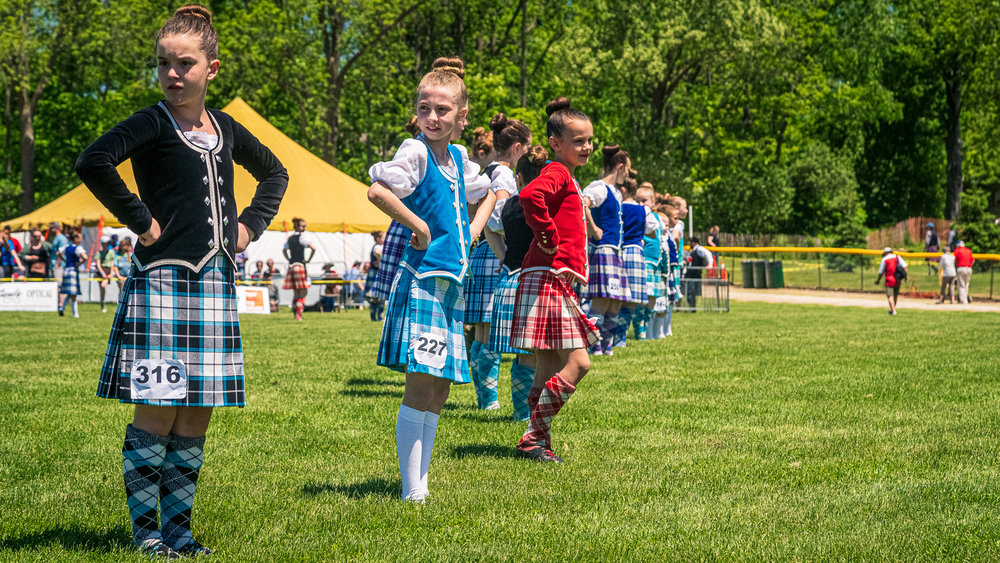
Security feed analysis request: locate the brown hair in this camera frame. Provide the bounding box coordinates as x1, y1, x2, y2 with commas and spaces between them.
157, 4, 218, 60
516, 145, 549, 185
417, 56, 468, 108
404, 116, 420, 137
545, 97, 589, 138
602, 144, 630, 174
623, 176, 638, 196
489, 113, 532, 156
473, 127, 494, 157
666, 195, 685, 208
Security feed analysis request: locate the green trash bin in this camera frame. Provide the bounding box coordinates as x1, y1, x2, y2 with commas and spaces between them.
774, 260, 784, 288
741, 260, 754, 288
752, 260, 767, 288
766, 260, 783, 289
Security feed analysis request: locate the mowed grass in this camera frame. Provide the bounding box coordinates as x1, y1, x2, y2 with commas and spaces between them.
1, 302, 999, 561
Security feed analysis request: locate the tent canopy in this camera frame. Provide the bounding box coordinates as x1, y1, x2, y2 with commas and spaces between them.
4, 98, 388, 234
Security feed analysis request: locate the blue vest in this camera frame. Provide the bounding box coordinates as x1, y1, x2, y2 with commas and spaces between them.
621, 202, 646, 247
593, 183, 622, 248
643, 213, 662, 264
400, 142, 471, 283
64, 244, 82, 269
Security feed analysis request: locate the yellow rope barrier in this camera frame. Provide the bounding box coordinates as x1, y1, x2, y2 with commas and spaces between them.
705, 247, 1000, 261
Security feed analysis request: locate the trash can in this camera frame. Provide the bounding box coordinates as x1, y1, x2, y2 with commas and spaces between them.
741, 261, 754, 288
766, 260, 781, 289
774, 260, 784, 288
753, 260, 767, 288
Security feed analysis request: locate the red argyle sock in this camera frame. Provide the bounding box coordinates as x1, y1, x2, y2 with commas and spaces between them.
526, 386, 543, 414
518, 374, 576, 451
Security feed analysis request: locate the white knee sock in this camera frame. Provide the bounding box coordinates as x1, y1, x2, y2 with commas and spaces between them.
418, 411, 439, 498
396, 405, 425, 500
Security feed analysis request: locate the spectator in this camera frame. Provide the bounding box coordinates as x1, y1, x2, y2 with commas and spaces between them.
2, 225, 22, 254
344, 260, 363, 308
947, 226, 958, 251
875, 247, 907, 315
48, 222, 68, 277
249, 260, 266, 282
320, 263, 342, 312
924, 222, 939, 275
264, 259, 281, 312
115, 237, 133, 290
95, 235, 117, 312
20, 230, 52, 279
954, 240, 975, 304
1, 227, 25, 278
707, 225, 720, 247
235, 249, 249, 279
937, 247, 956, 304
685, 237, 713, 311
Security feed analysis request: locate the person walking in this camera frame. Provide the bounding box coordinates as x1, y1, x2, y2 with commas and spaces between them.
954, 240, 975, 304
875, 247, 907, 315
937, 247, 956, 304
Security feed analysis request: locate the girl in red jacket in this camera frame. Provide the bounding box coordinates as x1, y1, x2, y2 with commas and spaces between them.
510, 97, 599, 462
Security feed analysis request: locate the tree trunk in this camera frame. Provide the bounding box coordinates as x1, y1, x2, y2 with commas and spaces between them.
4, 85, 11, 176
19, 98, 36, 213
943, 69, 963, 220
520, 0, 527, 107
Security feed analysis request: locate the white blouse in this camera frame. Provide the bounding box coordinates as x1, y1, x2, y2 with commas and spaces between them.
485, 163, 518, 233
582, 179, 621, 208
369, 138, 490, 201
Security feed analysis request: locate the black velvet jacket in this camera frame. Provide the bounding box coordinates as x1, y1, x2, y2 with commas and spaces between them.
76, 102, 288, 272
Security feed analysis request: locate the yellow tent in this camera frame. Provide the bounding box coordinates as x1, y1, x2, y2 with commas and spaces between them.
3, 98, 388, 234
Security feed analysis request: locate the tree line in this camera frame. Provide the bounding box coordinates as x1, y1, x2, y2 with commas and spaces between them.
2, 0, 999, 249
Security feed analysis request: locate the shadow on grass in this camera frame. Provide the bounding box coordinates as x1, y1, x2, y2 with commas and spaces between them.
449, 443, 519, 459
345, 377, 404, 387
0, 524, 131, 553
453, 410, 520, 423
339, 388, 402, 399
301, 478, 398, 499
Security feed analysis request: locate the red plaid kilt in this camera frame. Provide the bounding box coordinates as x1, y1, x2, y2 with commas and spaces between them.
282, 263, 311, 290
511, 269, 599, 351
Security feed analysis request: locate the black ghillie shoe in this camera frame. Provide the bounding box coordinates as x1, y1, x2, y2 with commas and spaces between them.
138, 538, 180, 560
175, 538, 212, 557
516, 446, 564, 463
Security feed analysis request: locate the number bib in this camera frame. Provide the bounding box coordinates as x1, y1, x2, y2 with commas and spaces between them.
413, 331, 448, 370
130, 359, 188, 400
654, 296, 667, 312
608, 278, 622, 293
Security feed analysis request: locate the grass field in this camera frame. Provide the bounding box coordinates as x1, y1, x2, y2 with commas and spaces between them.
2, 303, 999, 561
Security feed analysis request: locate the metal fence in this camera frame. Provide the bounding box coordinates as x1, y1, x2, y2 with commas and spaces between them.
674, 266, 730, 313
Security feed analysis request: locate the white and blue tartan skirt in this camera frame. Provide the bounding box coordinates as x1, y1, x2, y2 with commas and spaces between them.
584, 245, 630, 301
621, 245, 647, 304
60, 268, 81, 296
487, 266, 528, 355
463, 241, 501, 324
377, 266, 470, 383
96, 255, 245, 407
369, 220, 410, 302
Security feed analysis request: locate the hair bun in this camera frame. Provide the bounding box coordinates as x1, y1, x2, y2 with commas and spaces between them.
404, 115, 419, 136
603, 144, 621, 158
175, 4, 212, 24
489, 113, 508, 133
527, 145, 548, 166
431, 56, 465, 79
546, 97, 571, 117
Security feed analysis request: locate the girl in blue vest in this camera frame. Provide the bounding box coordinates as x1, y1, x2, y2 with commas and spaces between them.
582, 145, 632, 355
466, 113, 532, 411
367, 57, 493, 502
632, 183, 663, 339
614, 176, 658, 346
57, 231, 87, 317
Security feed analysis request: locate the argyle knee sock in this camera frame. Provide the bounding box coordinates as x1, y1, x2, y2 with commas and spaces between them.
469, 341, 486, 407
633, 305, 649, 339
369, 302, 378, 321
480, 348, 501, 409
294, 298, 305, 320
587, 313, 605, 353
160, 434, 206, 550
518, 374, 576, 451
418, 411, 439, 498
526, 385, 543, 414
510, 358, 535, 421
614, 307, 633, 346
396, 405, 425, 500
122, 424, 170, 546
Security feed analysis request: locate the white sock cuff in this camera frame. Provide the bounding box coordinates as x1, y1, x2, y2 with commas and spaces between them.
399, 405, 426, 424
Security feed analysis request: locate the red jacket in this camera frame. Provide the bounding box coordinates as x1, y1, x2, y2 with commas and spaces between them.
519, 161, 589, 283
954, 246, 974, 268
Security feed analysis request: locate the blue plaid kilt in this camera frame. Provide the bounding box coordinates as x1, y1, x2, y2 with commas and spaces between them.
370, 220, 410, 302
621, 245, 647, 304
60, 268, 81, 296
487, 266, 528, 354
378, 266, 470, 383
646, 261, 664, 298
584, 245, 631, 301
96, 255, 245, 407
463, 241, 500, 324
364, 264, 378, 299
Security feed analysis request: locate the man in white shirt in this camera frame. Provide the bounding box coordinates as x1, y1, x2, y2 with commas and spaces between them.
937, 248, 956, 304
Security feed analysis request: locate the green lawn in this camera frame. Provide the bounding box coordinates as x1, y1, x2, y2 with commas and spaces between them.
2, 303, 999, 561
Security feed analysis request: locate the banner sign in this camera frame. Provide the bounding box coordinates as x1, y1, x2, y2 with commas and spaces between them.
237, 286, 270, 314
0, 282, 59, 312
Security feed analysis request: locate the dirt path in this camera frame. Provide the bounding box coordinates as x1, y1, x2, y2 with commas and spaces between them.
729, 287, 1000, 313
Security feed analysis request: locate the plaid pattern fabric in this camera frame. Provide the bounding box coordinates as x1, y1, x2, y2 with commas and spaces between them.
282, 263, 311, 290
487, 266, 528, 354
511, 269, 599, 351
159, 434, 205, 550
377, 268, 470, 383
97, 255, 245, 407
584, 245, 630, 301
123, 424, 170, 545
621, 245, 647, 304
463, 241, 501, 323
369, 220, 410, 301
364, 265, 379, 298
646, 262, 665, 298
518, 373, 576, 450
60, 268, 81, 295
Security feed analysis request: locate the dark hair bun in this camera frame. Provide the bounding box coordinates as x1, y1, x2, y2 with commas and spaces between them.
175, 4, 212, 24
432, 56, 465, 79
603, 144, 621, 158
489, 113, 508, 133
527, 145, 548, 166
546, 97, 571, 116
404, 115, 419, 136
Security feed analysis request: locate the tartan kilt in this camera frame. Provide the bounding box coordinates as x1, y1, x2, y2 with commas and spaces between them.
646, 261, 665, 298
364, 265, 379, 299
60, 268, 81, 296
486, 266, 528, 354
282, 263, 311, 290
377, 267, 470, 383
511, 269, 599, 351
463, 241, 501, 324
96, 255, 245, 407
621, 245, 647, 304
584, 245, 631, 301
369, 220, 410, 302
